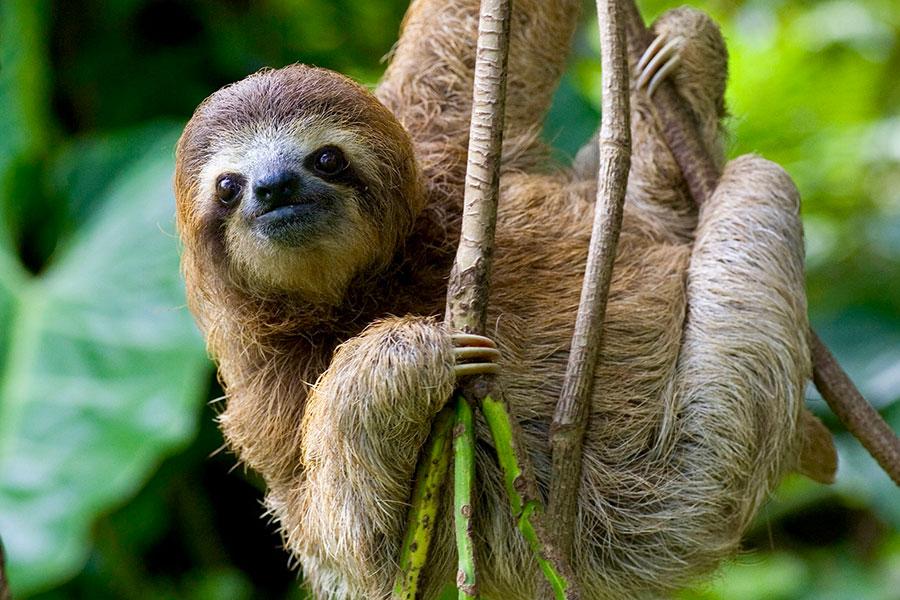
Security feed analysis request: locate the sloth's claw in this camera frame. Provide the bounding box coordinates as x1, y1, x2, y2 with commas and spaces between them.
636, 33, 667, 73
637, 34, 684, 97
452, 333, 501, 379
454, 362, 502, 378
454, 347, 502, 362
647, 54, 681, 97
451, 333, 497, 348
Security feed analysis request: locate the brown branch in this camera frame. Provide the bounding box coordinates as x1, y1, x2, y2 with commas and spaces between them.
396, 0, 520, 591
811, 333, 900, 484
620, 0, 900, 486
443, 2, 517, 594
1, 535, 11, 600
549, 0, 632, 562
443, 1, 581, 596
444, 0, 509, 335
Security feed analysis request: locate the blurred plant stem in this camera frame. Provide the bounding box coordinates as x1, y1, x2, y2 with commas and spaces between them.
0, 0, 54, 262
1, 535, 10, 600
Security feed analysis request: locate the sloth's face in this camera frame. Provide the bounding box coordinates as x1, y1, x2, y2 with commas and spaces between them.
176, 66, 422, 303
210, 129, 363, 248
199, 119, 384, 300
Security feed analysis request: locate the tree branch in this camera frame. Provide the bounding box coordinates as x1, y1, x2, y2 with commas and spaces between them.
443, 2, 508, 334
446, 2, 579, 596
549, 0, 632, 562
1, 535, 11, 600
444, 2, 514, 595
396, 1, 581, 597
811, 333, 900, 484
620, 0, 900, 485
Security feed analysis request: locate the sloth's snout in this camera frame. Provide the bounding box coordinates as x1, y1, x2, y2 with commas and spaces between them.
253, 169, 304, 212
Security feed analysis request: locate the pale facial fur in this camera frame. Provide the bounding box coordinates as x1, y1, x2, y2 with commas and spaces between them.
197, 118, 385, 302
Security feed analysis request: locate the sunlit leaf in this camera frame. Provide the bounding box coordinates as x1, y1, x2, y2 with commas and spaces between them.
0, 130, 209, 595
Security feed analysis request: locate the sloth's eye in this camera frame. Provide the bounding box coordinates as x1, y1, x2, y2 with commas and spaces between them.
312, 146, 348, 176
216, 174, 244, 206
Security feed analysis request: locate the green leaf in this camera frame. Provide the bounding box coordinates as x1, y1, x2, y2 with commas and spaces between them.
678, 552, 810, 600
0, 129, 210, 595
544, 71, 599, 160
0, 0, 53, 255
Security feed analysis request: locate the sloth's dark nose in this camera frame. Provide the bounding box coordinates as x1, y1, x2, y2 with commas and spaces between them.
253, 170, 302, 210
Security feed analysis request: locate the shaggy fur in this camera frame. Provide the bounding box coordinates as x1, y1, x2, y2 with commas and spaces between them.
175, 2, 810, 598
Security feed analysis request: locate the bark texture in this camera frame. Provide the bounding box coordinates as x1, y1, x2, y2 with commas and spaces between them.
443, 2, 580, 596
444, 0, 511, 333
811, 333, 900, 484
444, 2, 515, 595
549, 0, 632, 562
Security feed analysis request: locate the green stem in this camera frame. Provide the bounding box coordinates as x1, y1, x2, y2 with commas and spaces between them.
482, 394, 570, 599
393, 404, 456, 600
453, 394, 479, 599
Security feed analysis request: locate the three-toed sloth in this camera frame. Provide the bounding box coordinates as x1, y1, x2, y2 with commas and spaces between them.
176, 1, 821, 598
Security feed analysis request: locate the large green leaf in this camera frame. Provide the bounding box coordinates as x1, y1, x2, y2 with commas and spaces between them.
0, 130, 209, 596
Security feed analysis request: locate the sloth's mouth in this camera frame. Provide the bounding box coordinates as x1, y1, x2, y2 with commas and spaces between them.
255, 201, 316, 222
250, 198, 335, 246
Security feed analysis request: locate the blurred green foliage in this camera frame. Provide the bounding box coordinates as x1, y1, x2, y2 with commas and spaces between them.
0, 0, 896, 598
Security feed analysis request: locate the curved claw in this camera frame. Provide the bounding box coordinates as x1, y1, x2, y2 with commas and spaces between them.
647, 55, 681, 97
454, 363, 502, 378
637, 32, 668, 73
451, 333, 497, 348
454, 347, 502, 362
451, 332, 501, 379
637, 34, 684, 97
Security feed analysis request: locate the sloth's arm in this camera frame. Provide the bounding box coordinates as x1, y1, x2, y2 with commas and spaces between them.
576, 7, 728, 180
289, 317, 455, 596
376, 0, 581, 169
573, 7, 727, 238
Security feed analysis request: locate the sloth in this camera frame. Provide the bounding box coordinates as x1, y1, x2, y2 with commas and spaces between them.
175, 1, 823, 598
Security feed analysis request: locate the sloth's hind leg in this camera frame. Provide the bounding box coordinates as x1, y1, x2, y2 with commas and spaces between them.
673, 154, 809, 544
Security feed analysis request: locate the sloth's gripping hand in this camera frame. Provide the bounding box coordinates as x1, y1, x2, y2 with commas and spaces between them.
453, 332, 501, 378
289, 317, 498, 598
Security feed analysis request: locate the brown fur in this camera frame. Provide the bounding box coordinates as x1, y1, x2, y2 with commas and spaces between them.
175, 2, 810, 598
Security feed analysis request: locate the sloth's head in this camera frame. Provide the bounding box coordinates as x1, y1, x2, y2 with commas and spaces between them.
176, 65, 423, 304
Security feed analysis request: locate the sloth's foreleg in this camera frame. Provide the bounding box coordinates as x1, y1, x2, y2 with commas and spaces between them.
281, 317, 498, 598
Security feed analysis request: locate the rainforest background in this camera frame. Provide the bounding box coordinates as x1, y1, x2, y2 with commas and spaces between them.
0, 0, 898, 598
